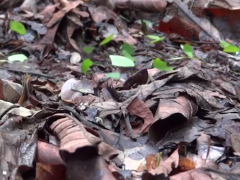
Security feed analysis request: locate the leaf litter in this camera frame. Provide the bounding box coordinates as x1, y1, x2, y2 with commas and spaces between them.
1, 0, 240, 180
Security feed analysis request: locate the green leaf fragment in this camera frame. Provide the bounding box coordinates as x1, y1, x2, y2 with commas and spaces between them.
10, 21, 26, 35
83, 46, 95, 54
147, 35, 165, 44
121, 43, 135, 55
105, 72, 121, 80
181, 44, 194, 58
220, 41, 231, 49
151, 38, 165, 44
224, 45, 240, 53
8, 54, 28, 62
153, 58, 173, 71
136, 19, 153, 28
122, 50, 135, 61
109, 55, 135, 67
147, 35, 161, 40
81, 58, 93, 74
100, 34, 113, 46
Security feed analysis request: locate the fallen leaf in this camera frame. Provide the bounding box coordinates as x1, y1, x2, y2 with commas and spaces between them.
127, 97, 154, 133
142, 147, 180, 178
109, 55, 135, 67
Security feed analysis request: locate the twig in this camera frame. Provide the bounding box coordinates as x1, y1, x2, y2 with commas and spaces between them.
0, 67, 56, 78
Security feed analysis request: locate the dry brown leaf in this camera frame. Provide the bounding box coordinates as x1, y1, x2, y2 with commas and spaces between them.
123, 69, 148, 90
114, 0, 167, 11
47, 1, 83, 27
146, 154, 160, 171
143, 147, 180, 177
127, 97, 154, 133
149, 96, 197, 143
37, 140, 65, 165
36, 163, 66, 180
48, 113, 101, 158
170, 169, 212, 180
179, 157, 196, 171
154, 96, 197, 121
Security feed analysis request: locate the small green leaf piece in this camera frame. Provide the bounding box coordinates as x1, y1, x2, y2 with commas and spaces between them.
109, 55, 135, 67
10, 21, 26, 35
121, 43, 135, 55
151, 38, 164, 44
122, 50, 135, 61
8, 54, 28, 62
147, 35, 160, 40
105, 72, 121, 80
136, 19, 153, 29
82, 58, 93, 74
83, 46, 95, 54
220, 41, 231, 49
153, 58, 173, 71
147, 35, 165, 44
100, 34, 113, 46
223, 45, 240, 53
181, 44, 194, 58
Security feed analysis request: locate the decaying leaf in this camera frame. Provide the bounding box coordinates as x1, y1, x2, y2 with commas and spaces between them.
142, 147, 180, 178
127, 97, 154, 133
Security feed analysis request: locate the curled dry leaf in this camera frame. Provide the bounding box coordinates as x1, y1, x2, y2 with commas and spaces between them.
47, 113, 118, 162
149, 96, 198, 143
37, 140, 65, 165
154, 96, 197, 120
156, 117, 211, 149
123, 69, 148, 90
127, 97, 154, 134
48, 113, 101, 159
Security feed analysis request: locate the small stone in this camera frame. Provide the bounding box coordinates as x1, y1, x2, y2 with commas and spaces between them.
70, 52, 81, 64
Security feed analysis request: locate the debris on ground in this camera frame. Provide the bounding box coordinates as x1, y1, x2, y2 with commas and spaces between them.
1, 0, 240, 179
